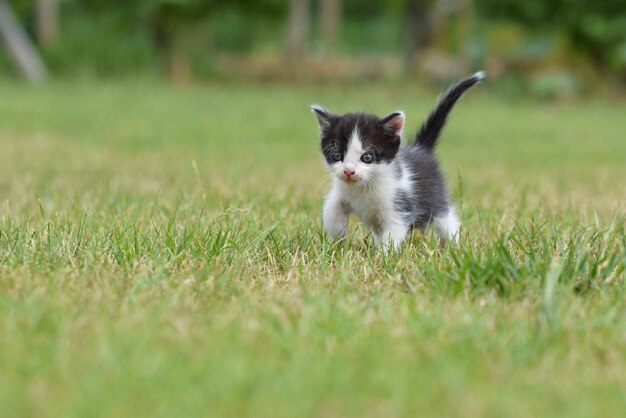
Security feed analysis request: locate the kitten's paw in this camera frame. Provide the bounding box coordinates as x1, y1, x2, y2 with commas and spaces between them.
434, 208, 461, 245
376, 224, 408, 253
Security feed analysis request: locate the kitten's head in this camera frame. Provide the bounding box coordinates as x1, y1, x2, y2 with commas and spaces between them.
311, 105, 404, 185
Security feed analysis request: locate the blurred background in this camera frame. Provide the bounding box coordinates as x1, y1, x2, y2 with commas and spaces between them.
1, 0, 626, 99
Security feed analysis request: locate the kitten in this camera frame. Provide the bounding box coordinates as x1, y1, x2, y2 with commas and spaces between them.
312, 71, 485, 250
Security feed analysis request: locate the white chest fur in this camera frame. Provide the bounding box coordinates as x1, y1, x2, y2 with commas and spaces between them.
337, 162, 405, 230
323, 161, 414, 249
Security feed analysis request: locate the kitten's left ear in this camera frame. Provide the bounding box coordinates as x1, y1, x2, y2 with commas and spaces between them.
311, 104, 336, 131
380, 111, 405, 137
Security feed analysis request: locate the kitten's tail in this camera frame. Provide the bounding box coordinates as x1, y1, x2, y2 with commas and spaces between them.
412, 71, 485, 151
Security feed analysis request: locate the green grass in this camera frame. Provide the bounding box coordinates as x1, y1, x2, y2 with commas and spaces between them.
0, 79, 625, 418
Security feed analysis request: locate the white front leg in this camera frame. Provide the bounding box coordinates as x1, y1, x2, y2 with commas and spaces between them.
433, 207, 461, 244
323, 191, 350, 240
374, 222, 409, 252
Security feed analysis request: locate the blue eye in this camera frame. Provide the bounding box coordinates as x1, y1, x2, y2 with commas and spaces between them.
331, 152, 343, 162
361, 153, 374, 164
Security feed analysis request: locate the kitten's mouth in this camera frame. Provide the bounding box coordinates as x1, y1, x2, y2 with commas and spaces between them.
342, 176, 358, 184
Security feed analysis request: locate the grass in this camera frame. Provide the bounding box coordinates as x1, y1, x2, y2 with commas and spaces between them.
0, 78, 625, 417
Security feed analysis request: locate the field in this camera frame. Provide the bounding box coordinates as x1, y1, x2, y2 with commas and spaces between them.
0, 79, 625, 417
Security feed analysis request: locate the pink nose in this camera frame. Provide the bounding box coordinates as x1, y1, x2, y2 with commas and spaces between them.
343, 169, 355, 178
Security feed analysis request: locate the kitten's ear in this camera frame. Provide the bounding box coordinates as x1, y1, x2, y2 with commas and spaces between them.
311, 105, 336, 131
380, 111, 405, 137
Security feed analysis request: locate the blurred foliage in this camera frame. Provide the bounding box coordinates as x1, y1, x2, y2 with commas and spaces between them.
529, 71, 580, 100
477, 0, 626, 73
1, 0, 625, 88
29, 0, 287, 77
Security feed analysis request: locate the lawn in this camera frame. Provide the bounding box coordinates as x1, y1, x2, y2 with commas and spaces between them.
0, 79, 625, 418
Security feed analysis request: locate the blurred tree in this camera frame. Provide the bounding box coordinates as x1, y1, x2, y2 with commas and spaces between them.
404, 0, 436, 72
320, 0, 341, 50
36, 0, 58, 45
150, 0, 215, 81
0, 0, 47, 81
436, 0, 472, 55
287, 0, 310, 60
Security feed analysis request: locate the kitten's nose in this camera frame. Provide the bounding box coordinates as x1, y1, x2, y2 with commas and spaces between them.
343, 168, 355, 178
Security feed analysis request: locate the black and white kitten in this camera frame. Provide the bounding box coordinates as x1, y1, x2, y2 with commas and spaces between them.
312, 71, 485, 250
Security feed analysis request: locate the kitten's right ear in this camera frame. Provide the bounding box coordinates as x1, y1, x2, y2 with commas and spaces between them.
311, 105, 335, 131
380, 111, 405, 138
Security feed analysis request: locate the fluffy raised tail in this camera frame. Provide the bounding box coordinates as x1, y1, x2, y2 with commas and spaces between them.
413, 71, 485, 151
